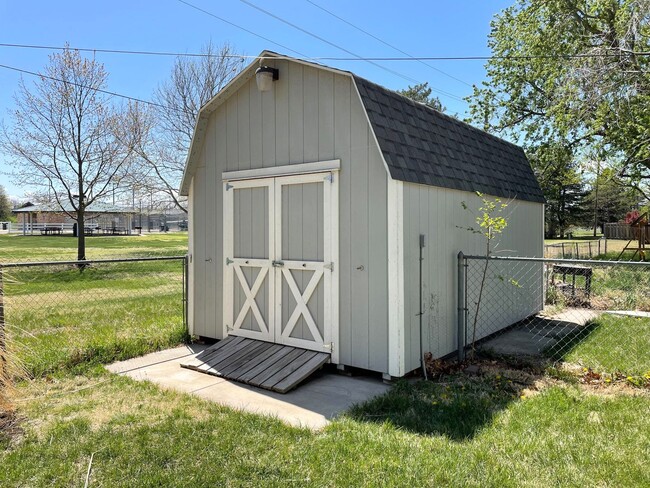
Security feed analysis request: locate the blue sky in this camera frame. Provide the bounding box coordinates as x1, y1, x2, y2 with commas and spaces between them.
0, 0, 512, 198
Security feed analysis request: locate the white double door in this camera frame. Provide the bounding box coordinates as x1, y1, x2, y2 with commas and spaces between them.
223, 171, 337, 354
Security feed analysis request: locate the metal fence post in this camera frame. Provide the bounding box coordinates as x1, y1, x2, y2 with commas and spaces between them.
0, 267, 6, 382
457, 252, 466, 362
182, 256, 188, 336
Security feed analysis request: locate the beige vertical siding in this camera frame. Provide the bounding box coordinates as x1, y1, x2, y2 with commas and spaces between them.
401, 184, 544, 372
188, 60, 389, 373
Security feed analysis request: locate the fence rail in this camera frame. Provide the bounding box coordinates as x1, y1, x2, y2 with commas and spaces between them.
5, 222, 188, 234
457, 253, 650, 381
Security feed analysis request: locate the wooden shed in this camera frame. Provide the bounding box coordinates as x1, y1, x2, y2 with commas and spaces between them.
179, 51, 544, 383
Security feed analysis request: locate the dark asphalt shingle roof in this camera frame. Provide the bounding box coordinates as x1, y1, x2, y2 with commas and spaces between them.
353, 76, 545, 203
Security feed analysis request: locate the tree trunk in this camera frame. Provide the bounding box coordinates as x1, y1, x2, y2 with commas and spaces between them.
77, 207, 86, 261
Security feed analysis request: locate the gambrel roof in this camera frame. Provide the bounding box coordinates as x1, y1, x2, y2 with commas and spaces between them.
354, 76, 545, 203
181, 51, 544, 204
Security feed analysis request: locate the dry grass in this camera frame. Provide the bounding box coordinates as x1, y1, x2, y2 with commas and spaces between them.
0, 345, 28, 447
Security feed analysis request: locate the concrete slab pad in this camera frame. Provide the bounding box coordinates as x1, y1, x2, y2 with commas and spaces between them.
606, 310, 650, 318
107, 346, 389, 430
479, 308, 602, 357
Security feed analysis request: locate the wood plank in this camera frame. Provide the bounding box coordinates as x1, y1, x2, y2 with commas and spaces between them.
180, 338, 331, 394
272, 352, 330, 393
196, 338, 252, 371
195, 336, 244, 362
236, 345, 294, 383
249, 348, 308, 386
217, 341, 273, 377
288, 62, 304, 164
230, 343, 286, 381
204, 339, 263, 374
259, 351, 315, 390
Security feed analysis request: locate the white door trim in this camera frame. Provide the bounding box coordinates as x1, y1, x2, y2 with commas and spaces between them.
222, 159, 340, 182
223, 171, 339, 360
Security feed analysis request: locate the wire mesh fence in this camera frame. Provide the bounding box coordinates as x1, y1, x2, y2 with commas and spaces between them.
0, 256, 187, 379
459, 254, 650, 383
543, 239, 605, 259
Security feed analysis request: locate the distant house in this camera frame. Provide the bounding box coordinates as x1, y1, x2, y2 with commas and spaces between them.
180, 51, 544, 379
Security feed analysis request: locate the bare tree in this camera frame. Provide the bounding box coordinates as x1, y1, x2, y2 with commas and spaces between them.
134, 41, 244, 212
0, 186, 11, 220
1, 48, 144, 260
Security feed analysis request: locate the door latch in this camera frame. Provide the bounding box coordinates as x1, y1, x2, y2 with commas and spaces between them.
272, 260, 285, 267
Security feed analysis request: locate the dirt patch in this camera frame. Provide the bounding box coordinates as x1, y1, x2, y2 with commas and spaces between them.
425, 353, 649, 399
15, 374, 216, 441
0, 410, 24, 446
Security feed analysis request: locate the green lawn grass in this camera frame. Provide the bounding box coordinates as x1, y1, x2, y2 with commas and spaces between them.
1, 235, 188, 377
1, 372, 648, 487
2, 233, 649, 487
551, 315, 650, 376
0, 233, 188, 263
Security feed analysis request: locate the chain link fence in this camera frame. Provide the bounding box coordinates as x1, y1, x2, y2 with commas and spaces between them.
458, 254, 650, 383
0, 256, 188, 379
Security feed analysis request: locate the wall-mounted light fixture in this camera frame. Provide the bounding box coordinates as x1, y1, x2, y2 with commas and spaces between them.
255, 66, 279, 92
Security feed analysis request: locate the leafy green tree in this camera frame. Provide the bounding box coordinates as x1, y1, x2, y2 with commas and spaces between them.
469, 0, 650, 198
583, 168, 642, 233
0, 185, 11, 220
398, 82, 445, 112
528, 143, 587, 238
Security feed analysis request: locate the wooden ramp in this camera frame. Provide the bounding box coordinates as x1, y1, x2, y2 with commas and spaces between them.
180, 336, 330, 394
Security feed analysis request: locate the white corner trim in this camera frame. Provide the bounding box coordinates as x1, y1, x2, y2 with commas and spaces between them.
387, 178, 405, 377
222, 160, 340, 181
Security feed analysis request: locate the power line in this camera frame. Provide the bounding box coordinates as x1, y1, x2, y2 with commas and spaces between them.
1, 42, 647, 62
174, 0, 308, 59
236, 0, 469, 100
303, 0, 473, 89
174, 0, 465, 101
0, 63, 190, 114
0, 42, 248, 59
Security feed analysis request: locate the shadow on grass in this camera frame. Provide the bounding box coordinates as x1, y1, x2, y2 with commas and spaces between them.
347, 366, 541, 440
544, 321, 598, 363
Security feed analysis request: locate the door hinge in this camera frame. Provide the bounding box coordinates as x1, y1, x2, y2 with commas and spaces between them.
226, 257, 233, 265
225, 182, 233, 191
324, 262, 334, 271
323, 342, 333, 352
324, 173, 334, 183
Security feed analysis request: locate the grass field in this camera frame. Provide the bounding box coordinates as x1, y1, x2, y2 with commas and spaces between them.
0, 233, 188, 263
1, 369, 648, 487
554, 315, 650, 376
1, 234, 188, 377
1, 234, 649, 487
